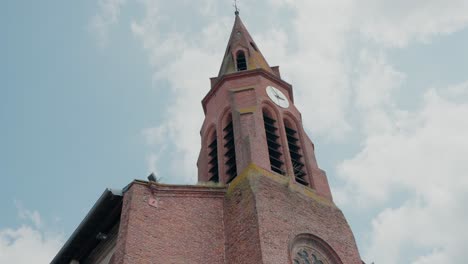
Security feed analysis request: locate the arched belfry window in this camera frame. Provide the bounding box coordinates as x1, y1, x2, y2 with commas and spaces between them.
207, 130, 219, 183
284, 119, 308, 186
263, 109, 285, 175
236, 50, 247, 71
223, 114, 237, 183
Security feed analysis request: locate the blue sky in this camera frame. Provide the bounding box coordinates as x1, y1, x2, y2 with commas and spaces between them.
2, 1, 468, 263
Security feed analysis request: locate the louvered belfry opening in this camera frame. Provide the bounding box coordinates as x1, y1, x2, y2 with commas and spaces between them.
285, 122, 308, 186
236, 51, 247, 71
263, 112, 285, 175
224, 117, 237, 183
207, 131, 219, 183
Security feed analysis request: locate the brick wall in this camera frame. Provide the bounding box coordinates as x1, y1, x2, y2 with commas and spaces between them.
112, 182, 225, 264
232, 165, 362, 264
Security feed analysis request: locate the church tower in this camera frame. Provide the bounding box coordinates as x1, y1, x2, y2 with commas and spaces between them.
197, 13, 362, 263
51, 12, 363, 264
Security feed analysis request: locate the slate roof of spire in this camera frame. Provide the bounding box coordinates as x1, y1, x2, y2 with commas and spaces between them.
218, 13, 274, 77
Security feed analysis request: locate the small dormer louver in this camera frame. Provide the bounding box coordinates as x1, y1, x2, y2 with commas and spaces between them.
263, 114, 285, 175
285, 125, 308, 186
224, 121, 237, 183
236, 51, 247, 71
208, 134, 219, 183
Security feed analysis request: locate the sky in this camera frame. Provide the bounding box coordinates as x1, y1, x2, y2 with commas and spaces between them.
1, 0, 468, 263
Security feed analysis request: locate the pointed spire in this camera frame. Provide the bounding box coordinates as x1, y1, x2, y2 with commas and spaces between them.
217, 14, 274, 77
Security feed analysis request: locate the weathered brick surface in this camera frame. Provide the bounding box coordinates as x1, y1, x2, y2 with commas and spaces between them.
230, 166, 362, 264
223, 171, 263, 264
111, 168, 361, 264
112, 182, 226, 264
198, 69, 332, 200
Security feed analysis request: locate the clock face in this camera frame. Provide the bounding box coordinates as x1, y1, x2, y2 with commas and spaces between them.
266, 86, 289, 108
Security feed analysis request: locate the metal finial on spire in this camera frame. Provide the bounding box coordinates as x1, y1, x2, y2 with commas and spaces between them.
234, 0, 240, 15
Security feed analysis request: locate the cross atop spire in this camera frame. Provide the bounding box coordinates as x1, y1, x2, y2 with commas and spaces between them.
234, 0, 239, 15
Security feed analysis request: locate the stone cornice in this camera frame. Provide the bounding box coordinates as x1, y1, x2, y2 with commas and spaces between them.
131, 180, 227, 198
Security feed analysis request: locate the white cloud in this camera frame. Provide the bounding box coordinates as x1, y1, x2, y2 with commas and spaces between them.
354, 50, 405, 110
15, 201, 42, 228
259, 0, 355, 139
337, 83, 468, 263
0, 205, 63, 264
131, 0, 229, 183
412, 250, 450, 264
441, 80, 468, 99
366, 194, 468, 263
338, 86, 468, 204
89, 0, 126, 47
354, 0, 468, 47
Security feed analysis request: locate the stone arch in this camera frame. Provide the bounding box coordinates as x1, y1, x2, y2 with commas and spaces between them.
282, 111, 301, 129
217, 106, 232, 133
261, 99, 282, 120
289, 234, 343, 264
205, 123, 216, 147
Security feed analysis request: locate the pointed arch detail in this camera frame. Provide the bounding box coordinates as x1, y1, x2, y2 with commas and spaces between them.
283, 113, 310, 186
220, 109, 238, 183
262, 103, 286, 175
235, 49, 248, 71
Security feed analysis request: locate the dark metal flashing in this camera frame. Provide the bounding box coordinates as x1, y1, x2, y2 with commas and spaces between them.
50, 189, 123, 264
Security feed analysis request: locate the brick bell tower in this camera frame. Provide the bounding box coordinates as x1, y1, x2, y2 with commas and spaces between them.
51, 11, 364, 264
197, 12, 363, 264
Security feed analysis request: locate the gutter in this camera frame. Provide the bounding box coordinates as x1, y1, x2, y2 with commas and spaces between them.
50, 188, 123, 264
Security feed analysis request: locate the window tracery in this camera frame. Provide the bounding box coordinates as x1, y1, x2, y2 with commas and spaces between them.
290, 234, 342, 264
293, 247, 328, 264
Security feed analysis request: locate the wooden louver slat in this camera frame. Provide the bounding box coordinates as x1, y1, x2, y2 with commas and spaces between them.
263, 115, 276, 124
208, 134, 219, 183
224, 121, 237, 183
268, 147, 282, 159
263, 114, 285, 175
264, 122, 278, 132
286, 125, 308, 186
208, 156, 218, 165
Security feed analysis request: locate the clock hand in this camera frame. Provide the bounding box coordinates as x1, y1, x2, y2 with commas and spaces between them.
273, 88, 286, 101
273, 89, 280, 97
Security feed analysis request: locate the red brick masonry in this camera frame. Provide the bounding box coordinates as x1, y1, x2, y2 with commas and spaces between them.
111, 165, 362, 264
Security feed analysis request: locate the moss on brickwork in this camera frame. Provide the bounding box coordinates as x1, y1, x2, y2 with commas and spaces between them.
196, 181, 226, 187
238, 106, 257, 114
226, 163, 335, 207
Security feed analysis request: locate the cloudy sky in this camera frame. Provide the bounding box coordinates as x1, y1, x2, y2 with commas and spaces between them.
2, 0, 468, 263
